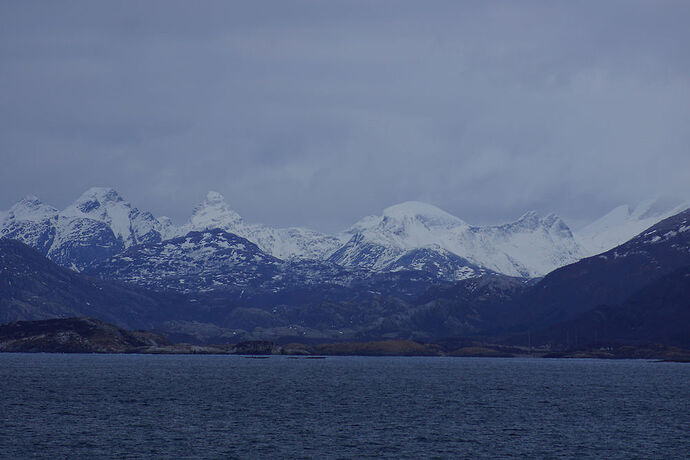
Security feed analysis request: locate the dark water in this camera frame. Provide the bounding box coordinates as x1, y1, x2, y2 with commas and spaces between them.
1, 355, 688, 459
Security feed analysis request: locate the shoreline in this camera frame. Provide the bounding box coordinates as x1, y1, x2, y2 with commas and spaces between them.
2, 318, 688, 362
2, 349, 688, 362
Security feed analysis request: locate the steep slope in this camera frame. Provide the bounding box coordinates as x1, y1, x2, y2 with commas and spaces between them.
0, 239, 194, 329
60, 187, 168, 247
494, 209, 690, 334
577, 198, 689, 255
527, 266, 690, 347
179, 191, 343, 261
330, 202, 584, 278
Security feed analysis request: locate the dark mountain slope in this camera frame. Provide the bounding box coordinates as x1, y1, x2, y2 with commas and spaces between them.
0, 238, 445, 341
403, 274, 531, 338
491, 209, 690, 334
0, 239, 195, 329
525, 265, 690, 348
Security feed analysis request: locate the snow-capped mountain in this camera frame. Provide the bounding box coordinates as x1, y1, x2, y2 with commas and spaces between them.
577, 198, 690, 256
61, 187, 168, 247
0, 187, 169, 270
330, 202, 584, 278
178, 191, 343, 261
14, 186, 685, 290
0, 196, 59, 255
88, 229, 283, 293
1, 188, 587, 281
0, 188, 343, 273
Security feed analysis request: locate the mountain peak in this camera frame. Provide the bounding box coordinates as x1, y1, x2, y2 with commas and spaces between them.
8, 195, 58, 220
65, 187, 130, 219
188, 191, 242, 230
382, 201, 464, 225
76, 187, 123, 204
19, 195, 41, 204
205, 191, 225, 205
512, 211, 542, 229
517, 210, 539, 221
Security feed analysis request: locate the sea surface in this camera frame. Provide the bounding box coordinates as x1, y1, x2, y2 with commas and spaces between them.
1, 354, 688, 459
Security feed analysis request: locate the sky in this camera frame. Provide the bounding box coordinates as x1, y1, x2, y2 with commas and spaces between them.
1, 1, 689, 232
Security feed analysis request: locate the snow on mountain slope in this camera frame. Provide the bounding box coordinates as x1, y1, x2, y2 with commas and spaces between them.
465, 212, 585, 277
0, 188, 171, 270
330, 202, 584, 278
89, 228, 284, 293
179, 191, 343, 260
577, 198, 690, 256
47, 215, 125, 270
87, 227, 372, 293
61, 187, 166, 247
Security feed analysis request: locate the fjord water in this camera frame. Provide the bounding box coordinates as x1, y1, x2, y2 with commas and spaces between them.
1, 355, 688, 458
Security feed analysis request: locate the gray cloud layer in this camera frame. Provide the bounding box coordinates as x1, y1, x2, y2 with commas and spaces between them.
1, 1, 689, 231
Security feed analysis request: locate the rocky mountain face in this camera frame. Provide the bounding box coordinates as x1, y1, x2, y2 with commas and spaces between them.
88, 229, 284, 293
86, 228, 370, 294
85, 227, 460, 302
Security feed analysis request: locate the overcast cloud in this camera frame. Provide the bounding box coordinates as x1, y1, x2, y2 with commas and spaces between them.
1, 1, 689, 231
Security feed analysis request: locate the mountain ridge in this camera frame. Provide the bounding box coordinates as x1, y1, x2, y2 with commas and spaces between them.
490, 208, 690, 336
3, 188, 685, 285
2, 206, 689, 347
